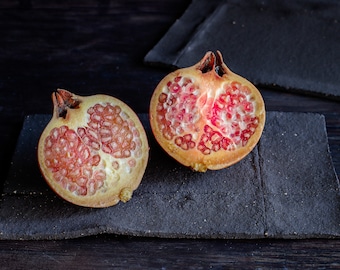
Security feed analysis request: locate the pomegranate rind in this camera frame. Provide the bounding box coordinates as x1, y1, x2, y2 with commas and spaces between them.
149, 51, 265, 172
38, 91, 149, 208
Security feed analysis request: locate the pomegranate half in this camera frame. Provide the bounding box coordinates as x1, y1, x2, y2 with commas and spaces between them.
38, 89, 149, 207
149, 51, 265, 172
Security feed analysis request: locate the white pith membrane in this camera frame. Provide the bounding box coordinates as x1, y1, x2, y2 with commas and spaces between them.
43, 102, 143, 198
156, 76, 259, 155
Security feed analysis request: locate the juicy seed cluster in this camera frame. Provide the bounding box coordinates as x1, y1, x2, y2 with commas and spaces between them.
198, 125, 233, 155
44, 103, 142, 196
44, 126, 105, 196
175, 134, 195, 150
156, 76, 259, 155
86, 103, 141, 160
208, 81, 259, 149
157, 76, 199, 141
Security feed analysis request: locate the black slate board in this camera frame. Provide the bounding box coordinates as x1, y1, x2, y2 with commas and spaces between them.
144, 0, 340, 100
1, 112, 339, 240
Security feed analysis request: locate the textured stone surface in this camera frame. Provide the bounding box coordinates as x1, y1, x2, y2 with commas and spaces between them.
1, 112, 339, 240
144, 0, 340, 100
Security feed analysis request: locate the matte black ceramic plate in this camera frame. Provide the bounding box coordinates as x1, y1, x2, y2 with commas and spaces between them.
1, 112, 339, 240
144, 0, 340, 100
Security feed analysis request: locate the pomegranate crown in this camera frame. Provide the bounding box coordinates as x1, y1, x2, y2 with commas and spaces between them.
53, 89, 81, 119
198, 50, 228, 77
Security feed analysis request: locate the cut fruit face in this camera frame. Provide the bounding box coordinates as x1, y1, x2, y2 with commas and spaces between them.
149, 51, 265, 172
38, 89, 149, 207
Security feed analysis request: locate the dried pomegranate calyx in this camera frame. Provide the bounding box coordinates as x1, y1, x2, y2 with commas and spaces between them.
53, 89, 81, 118
198, 51, 226, 77
149, 50, 265, 172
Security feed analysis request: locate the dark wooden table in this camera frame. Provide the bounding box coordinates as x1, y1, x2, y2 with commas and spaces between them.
1, 1, 340, 268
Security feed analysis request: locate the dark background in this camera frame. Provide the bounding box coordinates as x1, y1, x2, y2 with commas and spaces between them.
0, 0, 191, 179
1, 0, 340, 268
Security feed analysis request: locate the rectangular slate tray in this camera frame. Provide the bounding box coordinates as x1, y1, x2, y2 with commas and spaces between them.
144, 0, 340, 100
1, 112, 339, 240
